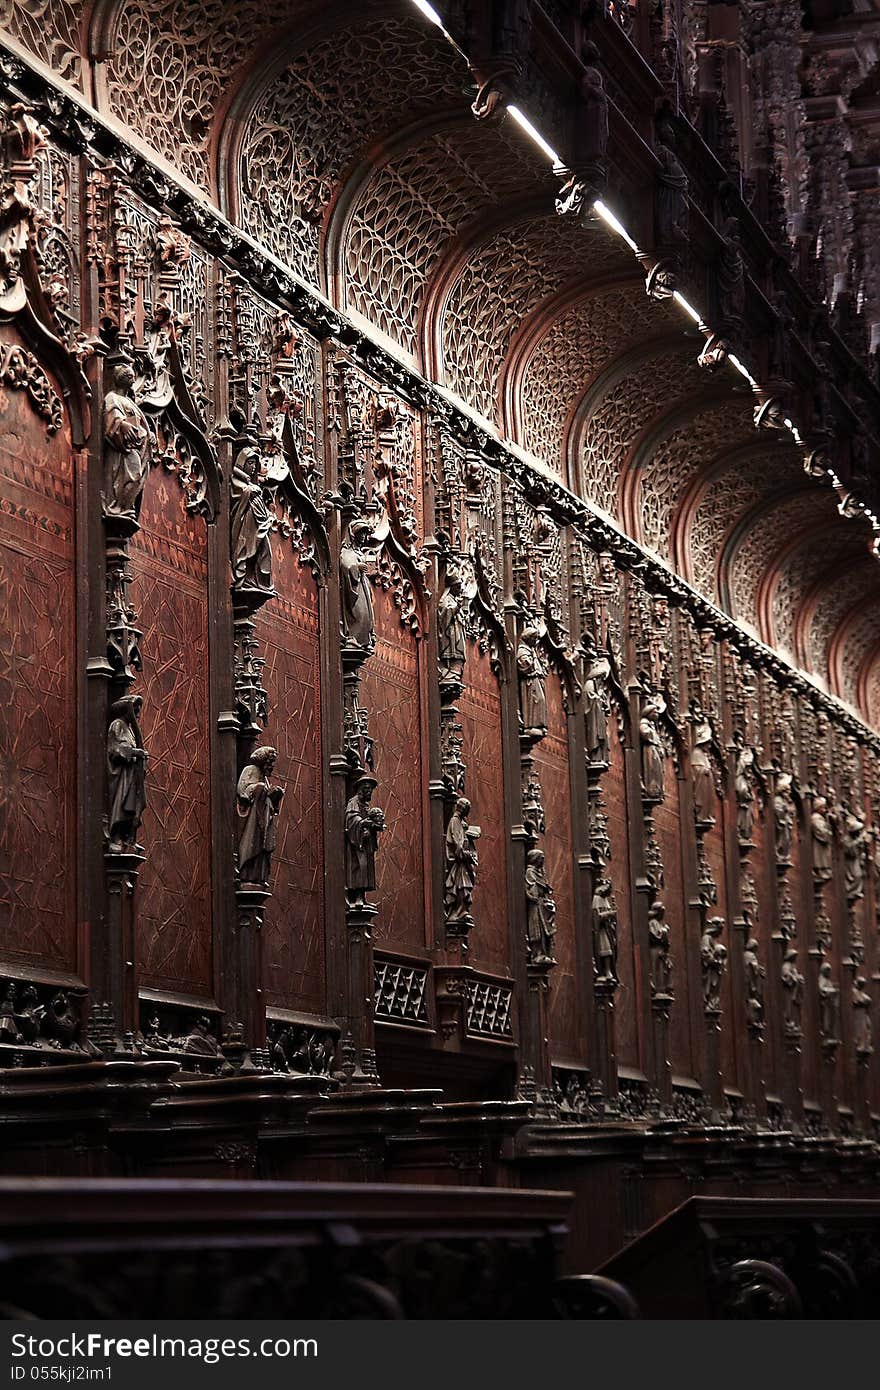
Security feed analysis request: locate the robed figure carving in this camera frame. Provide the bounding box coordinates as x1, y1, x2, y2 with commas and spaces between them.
525, 848, 556, 963
103, 362, 152, 525
818, 960, 840, 1042
735, 744, 756, 844
853, 977, 873, 1055
340, 522, 376, 652
230, 441, 274, 597
237, 746, 283, 885
437, 570, 468, 691
843, 812, 867, 904
107, 694, 148, 852
579, 634, 611, 766
444, 796, 481, 928
743, 937, 765, 1031
517, 627, 548, 738
811, 796, 834, 884
691, 717, 715, 824
781, 949, 804, 1033
774, 772, 795, 863
640, 694, 666, 801
345, 774, 385, 901
648, 900, 673, 996
701, 918, 726, 1012
591, 878, 618, 984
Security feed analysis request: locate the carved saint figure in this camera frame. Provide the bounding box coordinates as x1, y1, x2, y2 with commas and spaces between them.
580, 634, 611, 766
774, 772, 795, 864
818, 960, 840, 1042
655, 122, 689, 253
517, 627, 548, 738
717, 213, 745, 329
691, 717, 715, 824
437, 570, 468, 689
781, 949, 804, 1033
811, 796, 834, 885
444, 796, 481, 927
344, 774, 385, 900
700, 918, 726, 1012
107, 694, 148, 852
743, 937, 765, 1031
103, 362, 152, 523
236, 746, 283, 885
640, 694, 666, 802
648, 900, 673, 996
853, 976, 873, 1055
735, 744, 756, 845
525, 847, 556, 964
339, 522, 375, 651
591, 877, 617, 984
230, 441, 274, 596
843, 812, 867, 905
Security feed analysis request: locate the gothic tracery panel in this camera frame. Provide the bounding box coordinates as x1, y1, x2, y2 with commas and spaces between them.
636, 402, 751, 560
517, 283, 671, 473
344, 121, 545, 359
238, 15, 466, 286
577, 349, 701, 521
728, 491, 834, 634
441, 218, 629, 423
0, 0, 83, 86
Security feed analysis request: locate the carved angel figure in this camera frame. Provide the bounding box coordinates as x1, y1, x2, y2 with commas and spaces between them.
517, 627, 548, 738
230, 441, 274, 596
437, 570, 468, 689
107, 694, 148, 852
236, 746, 283, 885
344, 774, 385, 900
339, 521, 376, 651
103, 362, 152, 523
525, 847, 556, 964
444, 796, 481, 927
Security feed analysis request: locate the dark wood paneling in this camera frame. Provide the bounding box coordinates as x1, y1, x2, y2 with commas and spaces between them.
459, 642, 509, 975
129, 469, 212, 997
256, 543, 324, 1014
0, 348, 76, 974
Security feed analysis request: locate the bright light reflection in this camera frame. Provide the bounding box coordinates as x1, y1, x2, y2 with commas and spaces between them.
727, 354, 756, 384
592, 199, 639, 252
672, 290, 702, 324
412, 0, 445, 27
506, 105, 561, 163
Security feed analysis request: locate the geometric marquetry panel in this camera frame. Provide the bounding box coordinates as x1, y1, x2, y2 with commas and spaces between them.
360, 585, 426, 953
0, 371, 76, 975
129, 470, 213, 998
256, 546, 324, 1015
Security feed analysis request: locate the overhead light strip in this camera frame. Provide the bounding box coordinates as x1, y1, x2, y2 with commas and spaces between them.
409, 2, 847, 503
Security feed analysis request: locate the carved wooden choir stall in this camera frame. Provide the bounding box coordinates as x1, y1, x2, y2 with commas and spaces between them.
2, 0, 880, 1279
